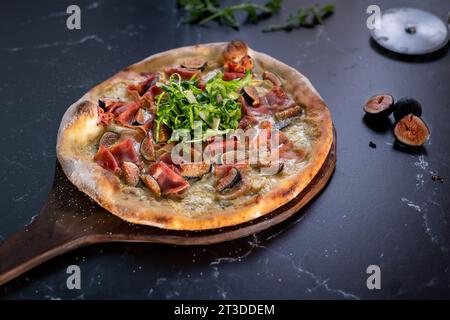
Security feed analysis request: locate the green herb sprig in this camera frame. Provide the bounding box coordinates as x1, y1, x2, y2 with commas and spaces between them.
177, 0, 282, 29
262, 4, 335, 32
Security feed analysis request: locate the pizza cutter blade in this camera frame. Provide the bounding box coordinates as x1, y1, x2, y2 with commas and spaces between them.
370, 7, 450, 55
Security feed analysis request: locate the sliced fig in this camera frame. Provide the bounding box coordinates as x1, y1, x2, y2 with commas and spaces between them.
179, 162, 211, 179
243, 87, 260, 106
140, 132, 155, 161
216, 176, 251, 201
263, 71, 282, 87
141, 174, 161, 197
223, 40, 248, 63
274, 105, 302, 121
153, 123, 171, 143
134, 108, 153, 125
393, 97, 422, 122
394, 114, 430, 147
181, 57, 207, 70
216, 167, 241, 193
364, 94, 394, 118
99, 132, 120, 148
259, 162, 284, 175
121, 162, 140, 187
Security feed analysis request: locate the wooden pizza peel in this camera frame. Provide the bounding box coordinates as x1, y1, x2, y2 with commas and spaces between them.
0, 129, 336, 286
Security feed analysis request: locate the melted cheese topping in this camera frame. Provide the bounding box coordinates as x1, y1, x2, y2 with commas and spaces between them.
92, 68, 318, 216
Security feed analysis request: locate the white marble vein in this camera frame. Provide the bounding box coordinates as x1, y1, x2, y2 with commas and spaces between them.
209, 235, 361, 299
4, 35, 107, 52
3, 23, 144, 52
401, 198, 422, 212
20, 1, 103, 26
401, 198, 447, 251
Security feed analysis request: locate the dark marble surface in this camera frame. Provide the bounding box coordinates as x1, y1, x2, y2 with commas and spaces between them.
0, 0, 449, 299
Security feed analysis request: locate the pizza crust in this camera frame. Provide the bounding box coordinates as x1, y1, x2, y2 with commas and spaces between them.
57, 42, 333, 230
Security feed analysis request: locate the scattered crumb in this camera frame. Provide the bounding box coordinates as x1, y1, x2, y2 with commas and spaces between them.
431, 175, 444, 183
369, 141, 377, 148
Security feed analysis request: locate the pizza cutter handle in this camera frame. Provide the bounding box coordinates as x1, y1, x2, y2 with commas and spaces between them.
0, 201, 89, 287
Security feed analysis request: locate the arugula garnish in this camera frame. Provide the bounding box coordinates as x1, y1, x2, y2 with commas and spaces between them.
262, 4, 335, 32
177, 0, 282, 29
154, 72, 251, 142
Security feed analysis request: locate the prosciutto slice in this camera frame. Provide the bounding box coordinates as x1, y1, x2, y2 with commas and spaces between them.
240, 87, 296, 116
223, 72, 245, 81
240, 96, 271, 115
264, 87, 289, 106
262, 87, 296, 111
98, 100, 126, 125
109, 139, 140, 164
97, 100, 142, 126
115, 101, 142, 126
94, 146, 120, 173
94, 138, 139, 172
148, 162, 189, 195
127, 73, 158, 96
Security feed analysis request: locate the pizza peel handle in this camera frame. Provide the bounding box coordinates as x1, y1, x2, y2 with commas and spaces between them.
0, 164, 122, 286
0, 186, 92, 286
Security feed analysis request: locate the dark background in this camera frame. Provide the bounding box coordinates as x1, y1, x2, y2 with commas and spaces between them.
0, 0, 449, 299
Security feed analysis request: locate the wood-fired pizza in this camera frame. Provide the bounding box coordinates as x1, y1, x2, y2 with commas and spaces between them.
56, 40, 333, 230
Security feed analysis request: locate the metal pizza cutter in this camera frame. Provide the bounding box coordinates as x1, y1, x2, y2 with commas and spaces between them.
370, 7, 450, 55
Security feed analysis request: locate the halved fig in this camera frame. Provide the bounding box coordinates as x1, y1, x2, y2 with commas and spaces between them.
141, 174, 161, 197
243, 87, 260, 106
393, 97, 422, 122
263, 71, 282, 87
99, 132, 120, 148
394, 114, 430, 147
121, 162, 140, 187
140, 132, 155, 161
216, 167, 241, 193
364, 94, 394, 118
179, 162, 211, 179
153, 123, 171, 143
181, 57, 207, 70
223, 40, 248, 63
274, 105, 302, 121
